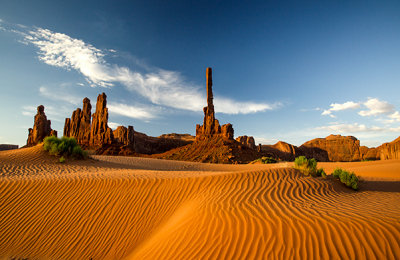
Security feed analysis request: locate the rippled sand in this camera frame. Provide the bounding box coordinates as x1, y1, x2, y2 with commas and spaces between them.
0, 145, 399, 259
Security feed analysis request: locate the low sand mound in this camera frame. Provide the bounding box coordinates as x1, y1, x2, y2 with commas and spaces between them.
0, 148, 399, 259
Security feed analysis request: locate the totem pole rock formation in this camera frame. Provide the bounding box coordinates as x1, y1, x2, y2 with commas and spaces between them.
196, 67, 234, 140
27, 105, 57, 146
63, 97, 92, 146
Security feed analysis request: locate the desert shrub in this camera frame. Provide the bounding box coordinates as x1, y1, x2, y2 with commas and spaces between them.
43, 136, 87, 160
253, 156, 277, 164
316, 168, 327, 177
59, 156, 66, 163
294, 156, 325, 177
332, 168, 359, 190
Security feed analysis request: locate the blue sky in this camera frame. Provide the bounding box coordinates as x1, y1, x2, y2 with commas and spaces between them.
1, 0, 400, 148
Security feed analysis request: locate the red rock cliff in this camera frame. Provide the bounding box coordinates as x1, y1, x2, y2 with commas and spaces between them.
90, 93, 113, 147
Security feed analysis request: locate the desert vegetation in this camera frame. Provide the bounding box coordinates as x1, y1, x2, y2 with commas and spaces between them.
332, 168, 359, 190
294, 156, 326, 177
43, 136, 87, 161
252, 156, 277, 164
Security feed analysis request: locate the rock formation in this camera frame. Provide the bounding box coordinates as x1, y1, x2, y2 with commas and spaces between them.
113, 126, 134, 147
300, 135, 376, 161
236, 136, 256, 150
26, 105, 57, 146
63, 97, 92, 146
380, 137, 400, 160
260, 135, 384, 162
196, 68, 234, 140
157, 67, 260, 163
90, 93, 114, 147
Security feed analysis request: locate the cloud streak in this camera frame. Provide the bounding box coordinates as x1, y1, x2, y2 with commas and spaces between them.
17, 26, 277, 114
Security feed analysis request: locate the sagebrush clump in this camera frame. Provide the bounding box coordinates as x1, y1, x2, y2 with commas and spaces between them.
252, 156, 277, 164
294, 156, 324, 177
332, 168, 359, 190
43, 136, 88, 160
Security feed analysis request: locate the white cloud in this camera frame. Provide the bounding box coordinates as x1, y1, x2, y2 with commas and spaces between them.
358, 98, 394, 117
253, 137, 279, 145
316, 123, 400, 134
322, 101, 360, 117
108, 103, 158, 120
19, 26, 277, 114
108, 122, 121, 130
39, 86, 81, 105
389, 111, 400, 122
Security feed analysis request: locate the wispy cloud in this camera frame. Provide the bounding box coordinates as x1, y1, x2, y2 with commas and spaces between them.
39, 86, 81, 105
322, 101, 360, 117
108, 103, 158, 120
12, 25, 278, 114
316, 123, 400, 133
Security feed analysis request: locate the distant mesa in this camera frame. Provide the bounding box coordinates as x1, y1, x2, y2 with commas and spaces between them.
236, 136, 256, 150
0, 144, 19, 151
26, 105, 57, 146
259, 134, 400, 162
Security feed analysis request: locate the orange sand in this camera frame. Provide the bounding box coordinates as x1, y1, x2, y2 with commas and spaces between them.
0, 145, 399, 259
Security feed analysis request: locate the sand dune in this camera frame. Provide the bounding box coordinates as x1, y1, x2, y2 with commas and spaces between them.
0, 146, 399, 259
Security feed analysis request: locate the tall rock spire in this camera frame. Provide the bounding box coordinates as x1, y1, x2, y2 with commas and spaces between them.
196, 67, 234, 140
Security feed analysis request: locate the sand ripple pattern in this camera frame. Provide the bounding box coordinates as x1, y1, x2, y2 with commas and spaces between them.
0, 146, 399, 259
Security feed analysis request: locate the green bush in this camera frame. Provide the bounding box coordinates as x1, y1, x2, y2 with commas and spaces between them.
253, 156, 277, 164
59, 156, 66, 163
316, 168, 327, 177
294, 156, 325, 177
43, 136, 87, 160
332, 168, 359, 191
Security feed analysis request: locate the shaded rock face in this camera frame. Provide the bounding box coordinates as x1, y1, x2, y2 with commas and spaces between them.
63, 98, 92, 146
134, 131, 194, 155
380, 137, 400, 160
196, 68, 234, 140
260, 135, 381, 162
236, 136, 256, 150
27, 105, 57, 146
90, 93, 113, 147
300, 135, 373, 162
113, 126, 134, 147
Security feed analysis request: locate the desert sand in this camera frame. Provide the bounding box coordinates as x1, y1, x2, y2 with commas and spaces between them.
0, 145, 399, 259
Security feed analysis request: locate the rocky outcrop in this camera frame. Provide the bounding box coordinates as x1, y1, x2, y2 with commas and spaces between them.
196, 68, 234, 141
300, 135, 373, 162
134, 131, 194, 154
236, 136, 256, 150
90, 93, 113, 147
63, 98, 92, 146
113, 126, 134, 147
380, 137, 400, 160
26, 105, 57, 146
259, 135, 383, 162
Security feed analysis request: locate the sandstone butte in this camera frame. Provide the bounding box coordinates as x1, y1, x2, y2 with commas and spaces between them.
156, 67, 259, 163
26, 105, 57, 146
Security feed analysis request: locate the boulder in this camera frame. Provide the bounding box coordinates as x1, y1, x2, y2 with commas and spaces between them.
26, 105, 55, 146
